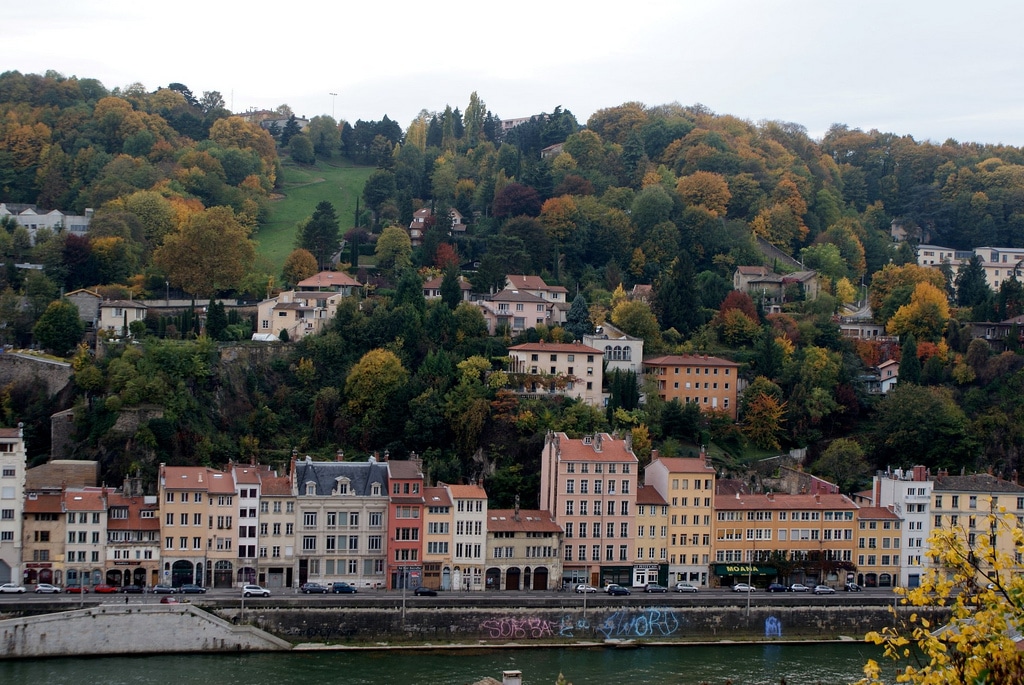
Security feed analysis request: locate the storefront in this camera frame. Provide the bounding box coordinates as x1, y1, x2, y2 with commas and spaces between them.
632, 563, 667, 588
712, 563, 777, 588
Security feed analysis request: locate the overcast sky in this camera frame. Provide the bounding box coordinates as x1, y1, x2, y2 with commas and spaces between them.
8, 0, 1024, 146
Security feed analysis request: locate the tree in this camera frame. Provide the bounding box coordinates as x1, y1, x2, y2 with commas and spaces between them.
33, 300, 84, 356
860, 515, 1024, 684
653, 253, 702, 337
374, 225, 412, 279
900, 333, 921, 384
153, 206, 256, 299
298, 201, 341, 269
205, 299, 227, 340
564, 293, 593, 342
289, 134, 315, 165
363, 170, 397, 212
675, 171, 731, 217
344, 348, 409, 447
439, 263, 462, 311
954, 255, 991, 308
610, 300, 662, 348
870, 383, 975, 469
306, 116, 340, 157
198, 90, 225, 114
810, 438, 870, 492
743, 393, 787, 451
887, 282, 950, 343
282, 248, 319, 286
492, 183, 541, 219
281, 115, 301, 146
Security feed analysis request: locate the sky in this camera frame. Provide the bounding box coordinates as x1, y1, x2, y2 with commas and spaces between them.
8, 0, 1024, 146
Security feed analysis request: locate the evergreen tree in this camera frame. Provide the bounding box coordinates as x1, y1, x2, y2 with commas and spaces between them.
654, 253, 702, 336
299, 201, 340, 269
954, 255, 990, 307
753, 326, 785, 380
205, 299, 227, 340
900, 333, 921, 384
564, 293, 593, 341
440, 263, 462, 311
281, 115, 301, 146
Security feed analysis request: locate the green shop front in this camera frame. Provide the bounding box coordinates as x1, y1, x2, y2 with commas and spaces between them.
713, 563, 777, 588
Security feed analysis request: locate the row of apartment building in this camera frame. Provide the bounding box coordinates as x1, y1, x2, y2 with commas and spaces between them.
5, 427, 1020, 592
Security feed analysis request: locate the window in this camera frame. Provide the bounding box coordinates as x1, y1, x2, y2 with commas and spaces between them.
303, 512, 317, 527
302, 536, 317, 551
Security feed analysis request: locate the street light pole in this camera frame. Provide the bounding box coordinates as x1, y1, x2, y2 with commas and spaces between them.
329, 93, 337, 120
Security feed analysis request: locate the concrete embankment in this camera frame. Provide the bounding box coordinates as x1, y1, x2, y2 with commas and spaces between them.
0, 604, 290, 659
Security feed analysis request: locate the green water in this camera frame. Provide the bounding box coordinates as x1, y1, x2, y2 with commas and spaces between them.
0, 643, 890, 685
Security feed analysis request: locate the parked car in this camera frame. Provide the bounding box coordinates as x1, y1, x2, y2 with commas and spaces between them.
0, 582, 26, 593
673, 582, 699, 593
152, 584, 176, 594
575, 584, 598, 594
121, 585, 145, 594
732, 583, 755, 592
413, 586, 437, 596
34, 583, 60, 594
93, 584, 118, 594
65, 585, 88, 594
330, 582, 357, 594
242, 584, 270, 597
159, 596, 179, 604
789, 583, 811, 593
644, 583, 667, 593
844, 582, 863, 592
813, 584, 836, 594
766, 583, 788, 593
606, 584, 631, 596
301, 582, 330, 594
179, 584, 207, 594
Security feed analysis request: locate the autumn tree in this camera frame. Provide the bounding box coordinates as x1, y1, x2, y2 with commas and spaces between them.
743, 393, 787, 451
610, 299, 662, 349
886, 281, 950, 343
868, 263, 946, 318
153, 206, 255, 298
344, 348, 409, 448
675, 171, 731, 217
374, 225, 412, 280
282, 248, 319, 286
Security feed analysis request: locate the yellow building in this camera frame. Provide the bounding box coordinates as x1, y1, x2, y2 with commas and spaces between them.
422, 486, 453, 590
644, 456, 717, 587
712, 492, 858, 588
643, 355, 740, 419
854, 506, 902, 588
159, 465, 237, 588
634, 484, 669, 588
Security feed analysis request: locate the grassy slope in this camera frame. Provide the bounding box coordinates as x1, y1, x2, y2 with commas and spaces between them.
256, 156, 374, 272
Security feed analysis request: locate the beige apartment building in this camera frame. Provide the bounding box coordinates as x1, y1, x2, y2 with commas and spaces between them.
0, 426, 26, 584
634, 484, 668, 587
644, 456, 717, 587
507, 341, 605, 406
63, 488, 107, 588
712, 492, 858, 588
540, 432, 638, 588
257, 471, 296, 589
443, 482, 488, 592
22, 492, 65, 586
485, 506, 563, 591
422, 486, 453, 590
159, 465, 236, 588
643, 355, 741, 419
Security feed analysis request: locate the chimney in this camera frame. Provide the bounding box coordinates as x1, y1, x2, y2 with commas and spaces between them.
594, 434, 602, 452
503, 671, 523, 685
767, 491, 774, 501
514, 494, 521, 522
336, 450, 344, 462
814, 493, 821, 503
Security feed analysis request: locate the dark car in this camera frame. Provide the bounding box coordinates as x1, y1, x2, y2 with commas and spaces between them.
152, 584, 176, 594
330, 582, 357, 594
121, 585, 144, 594
766, 583, 788, 593
844, 582, 863, 592
178, 584, 207, 594
606, 584, 631, 596
644, 583, 667, 593
413, 586, 437, 596
302, 582, 330, 594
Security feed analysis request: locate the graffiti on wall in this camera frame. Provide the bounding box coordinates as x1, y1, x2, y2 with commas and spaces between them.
765, 616, 782, 637
479, 609, 684, 640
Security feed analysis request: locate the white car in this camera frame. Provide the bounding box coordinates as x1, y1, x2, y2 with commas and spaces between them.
813, 584, 836, 594
674, 582, 699, 593
732, 583, 756, 592
575, 584, 598, 593
34, 583, 60, 594
242, 584, 270, 597
0, 582, 26, 593
789, 583, 812, 593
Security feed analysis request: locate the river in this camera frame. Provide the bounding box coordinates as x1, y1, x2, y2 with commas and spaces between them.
0, 642, 890, 685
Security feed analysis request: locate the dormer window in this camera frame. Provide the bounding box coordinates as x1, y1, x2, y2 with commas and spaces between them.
305, 482, 316, 496
335, 477, 350, 495
372, 483, 381, 496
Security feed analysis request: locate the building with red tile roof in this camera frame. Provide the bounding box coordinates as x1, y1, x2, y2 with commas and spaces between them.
643, 354, 741, 419
485, 506, 563, 591
507, 341, 605, 406
21, 491, 63, 586
644, 456, 717, 588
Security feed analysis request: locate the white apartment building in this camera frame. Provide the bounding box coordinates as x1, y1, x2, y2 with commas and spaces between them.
0, 426, 26, 584
870, 466, 933, 588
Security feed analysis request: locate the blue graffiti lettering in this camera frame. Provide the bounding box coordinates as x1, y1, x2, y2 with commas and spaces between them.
765, 616, 782, 637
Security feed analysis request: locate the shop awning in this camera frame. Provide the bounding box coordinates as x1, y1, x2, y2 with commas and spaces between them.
713, 564, 777, 576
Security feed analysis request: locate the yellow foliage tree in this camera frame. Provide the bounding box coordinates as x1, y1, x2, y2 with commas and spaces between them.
675, 171, 732, 217
887, 282, 951, 343
539, 195, 579, 243
859, 511, 1024, 684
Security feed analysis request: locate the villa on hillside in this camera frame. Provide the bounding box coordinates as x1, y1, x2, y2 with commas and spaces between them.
506, 341, 605, 406
255, 289, 344, 341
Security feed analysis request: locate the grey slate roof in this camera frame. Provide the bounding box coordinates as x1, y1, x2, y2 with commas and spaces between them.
933, 473, 1024, 493
294, 458, 389, 496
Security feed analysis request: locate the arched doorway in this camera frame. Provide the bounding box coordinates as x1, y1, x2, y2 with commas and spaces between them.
236, 566, 256, 585
524, 567, 532, 590
133, 568, 147, 586
106, 569, 124, 585
485, 567, 501, 591
505, 567, 521, 591
442, 566, 452, 591
533, 566, 549, 590
23, 568, 38, 584
171, 560, 194, 587
213, 560, 233, 588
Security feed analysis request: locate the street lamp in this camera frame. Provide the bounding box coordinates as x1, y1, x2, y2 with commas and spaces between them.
329, 93, 337, 120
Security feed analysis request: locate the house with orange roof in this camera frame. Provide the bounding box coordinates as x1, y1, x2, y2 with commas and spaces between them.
485, 505, 563, 591
854, 505, 902, 589
477, 288, 553, 335
443, 482, 488, 591
507, 341, 605, 406
21, 492, 64, 586
540, 432, 639, 588
644, 455, 717, 588
643, 354, 741, 419
422, 486, 453, 590
255, 289, 344, 341
296, 270, 362, 296
0, 426, 26, 585
104, 476, 160, 588
633, 484, 669, 587
711, 490, 858, 588
159, 465, 235, 587
504, 275, 569, 322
